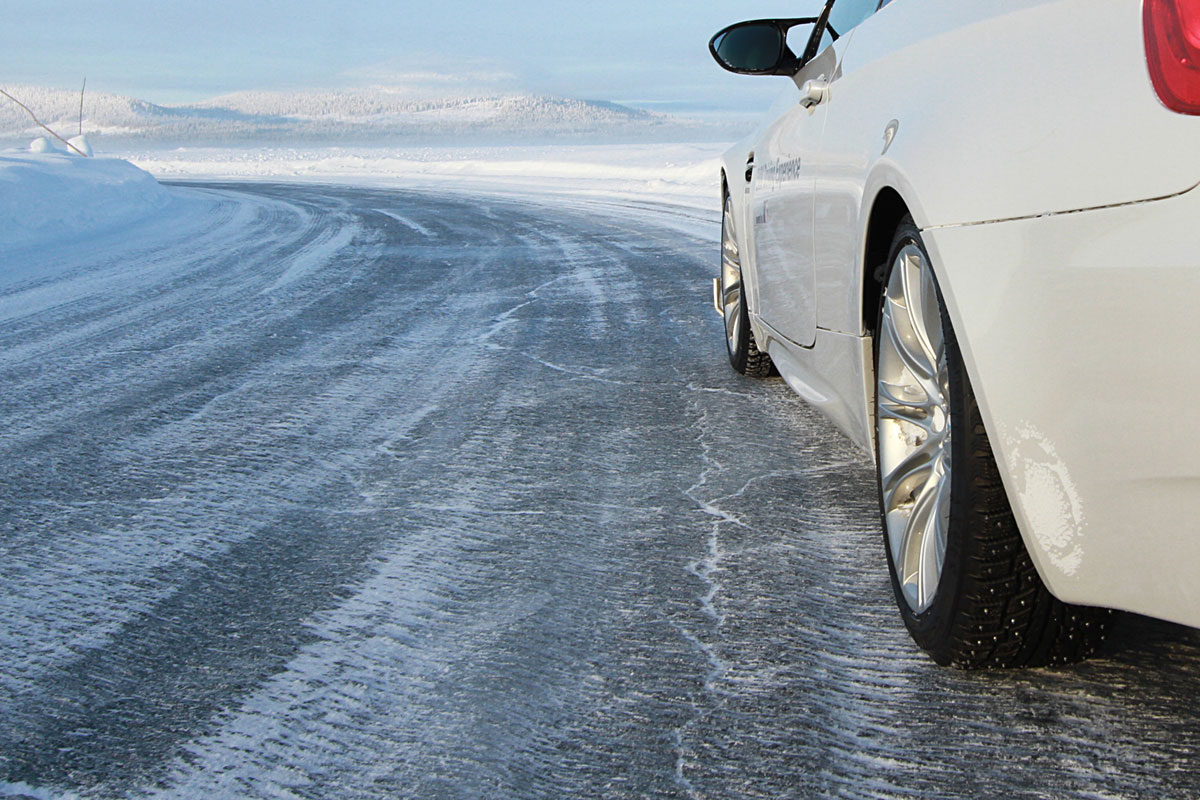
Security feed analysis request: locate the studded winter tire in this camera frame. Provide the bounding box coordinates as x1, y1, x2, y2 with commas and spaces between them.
720, 192, 774, 377
874, 219, 1113, 668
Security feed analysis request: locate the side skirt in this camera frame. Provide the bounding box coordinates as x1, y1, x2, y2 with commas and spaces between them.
753, 316, 877, 457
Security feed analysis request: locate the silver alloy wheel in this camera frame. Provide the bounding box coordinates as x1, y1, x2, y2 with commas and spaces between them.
877, 243, 952, 614
721, 194, 743, 355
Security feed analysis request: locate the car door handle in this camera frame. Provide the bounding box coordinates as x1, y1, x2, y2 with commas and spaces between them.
799, 78, 830, 108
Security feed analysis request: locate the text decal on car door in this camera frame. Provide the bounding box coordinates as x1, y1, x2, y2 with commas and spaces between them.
761, 157, 803, 190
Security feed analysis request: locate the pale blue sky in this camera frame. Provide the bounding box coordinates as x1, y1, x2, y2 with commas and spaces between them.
1, 1, 820, 110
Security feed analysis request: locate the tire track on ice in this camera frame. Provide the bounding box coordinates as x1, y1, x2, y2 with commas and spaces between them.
6, 185, 1200, 800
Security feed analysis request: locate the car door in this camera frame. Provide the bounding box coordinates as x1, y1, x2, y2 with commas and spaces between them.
809, 0, 901, 335
751, 0, 882, 349
749, 47, 830, 350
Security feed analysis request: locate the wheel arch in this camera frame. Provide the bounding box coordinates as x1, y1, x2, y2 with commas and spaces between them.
861, 181, 1104, 643
860, 185, 913, 337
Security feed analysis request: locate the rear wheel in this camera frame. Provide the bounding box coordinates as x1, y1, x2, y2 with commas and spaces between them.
874, 219, 1112, 668
720, 192, 773, 377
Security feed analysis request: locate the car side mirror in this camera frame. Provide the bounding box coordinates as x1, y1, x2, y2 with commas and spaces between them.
709, 18, 818, 76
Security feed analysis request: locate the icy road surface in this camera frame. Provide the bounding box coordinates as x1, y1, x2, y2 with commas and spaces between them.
2, 183, 1199, 799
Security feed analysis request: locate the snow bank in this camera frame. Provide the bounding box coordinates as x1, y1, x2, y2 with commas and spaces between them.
0, 150, 170, 254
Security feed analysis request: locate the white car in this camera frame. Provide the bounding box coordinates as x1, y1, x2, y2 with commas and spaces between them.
710, 0, 1200, 667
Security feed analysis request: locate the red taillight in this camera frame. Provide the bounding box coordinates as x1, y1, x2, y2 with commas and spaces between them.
1145, 0, 1200, 114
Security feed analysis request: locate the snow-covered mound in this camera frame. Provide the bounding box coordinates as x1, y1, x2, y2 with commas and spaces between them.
0, 85, 740, 146
0, 149, 170, 253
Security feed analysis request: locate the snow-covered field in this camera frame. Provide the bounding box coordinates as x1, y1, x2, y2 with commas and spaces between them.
122, 143, 724, 209
0, 141, 727, 258
0, 83, 736, 248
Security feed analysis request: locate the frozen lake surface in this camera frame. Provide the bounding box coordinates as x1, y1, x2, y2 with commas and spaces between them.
2, 183, 1199, 799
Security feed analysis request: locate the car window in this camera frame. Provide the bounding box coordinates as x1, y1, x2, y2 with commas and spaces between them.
827, 0, 882, 37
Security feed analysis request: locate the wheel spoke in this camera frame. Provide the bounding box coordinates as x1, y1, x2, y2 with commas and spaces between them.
725, 297, 741, 348
897, 468, 944, 608
916, 474, 949, 608
895, 484, 925, 593
918, 259, 945, 366
900, 252, 942, 373
882, 295, 937, 385
877, 381, 936, 433
881, 436, 937, 509
721, 196, 743, 354
876, 237, 952, 615
877, 376, 933, 412
722, 260, 741, 305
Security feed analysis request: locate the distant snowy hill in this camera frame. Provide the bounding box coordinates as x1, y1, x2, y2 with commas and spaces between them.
0, 86, 177, 139
0, 85, 738, 146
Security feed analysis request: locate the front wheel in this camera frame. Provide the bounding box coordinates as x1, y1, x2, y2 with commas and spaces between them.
874, 219, 1112, 668
720, 192, 773, 377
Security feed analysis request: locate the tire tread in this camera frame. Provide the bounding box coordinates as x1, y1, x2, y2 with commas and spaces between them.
721, 190, 776, 378
742, 330, 774, 378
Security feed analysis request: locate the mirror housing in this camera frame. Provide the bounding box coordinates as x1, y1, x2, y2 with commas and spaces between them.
709, 18, 819, 76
